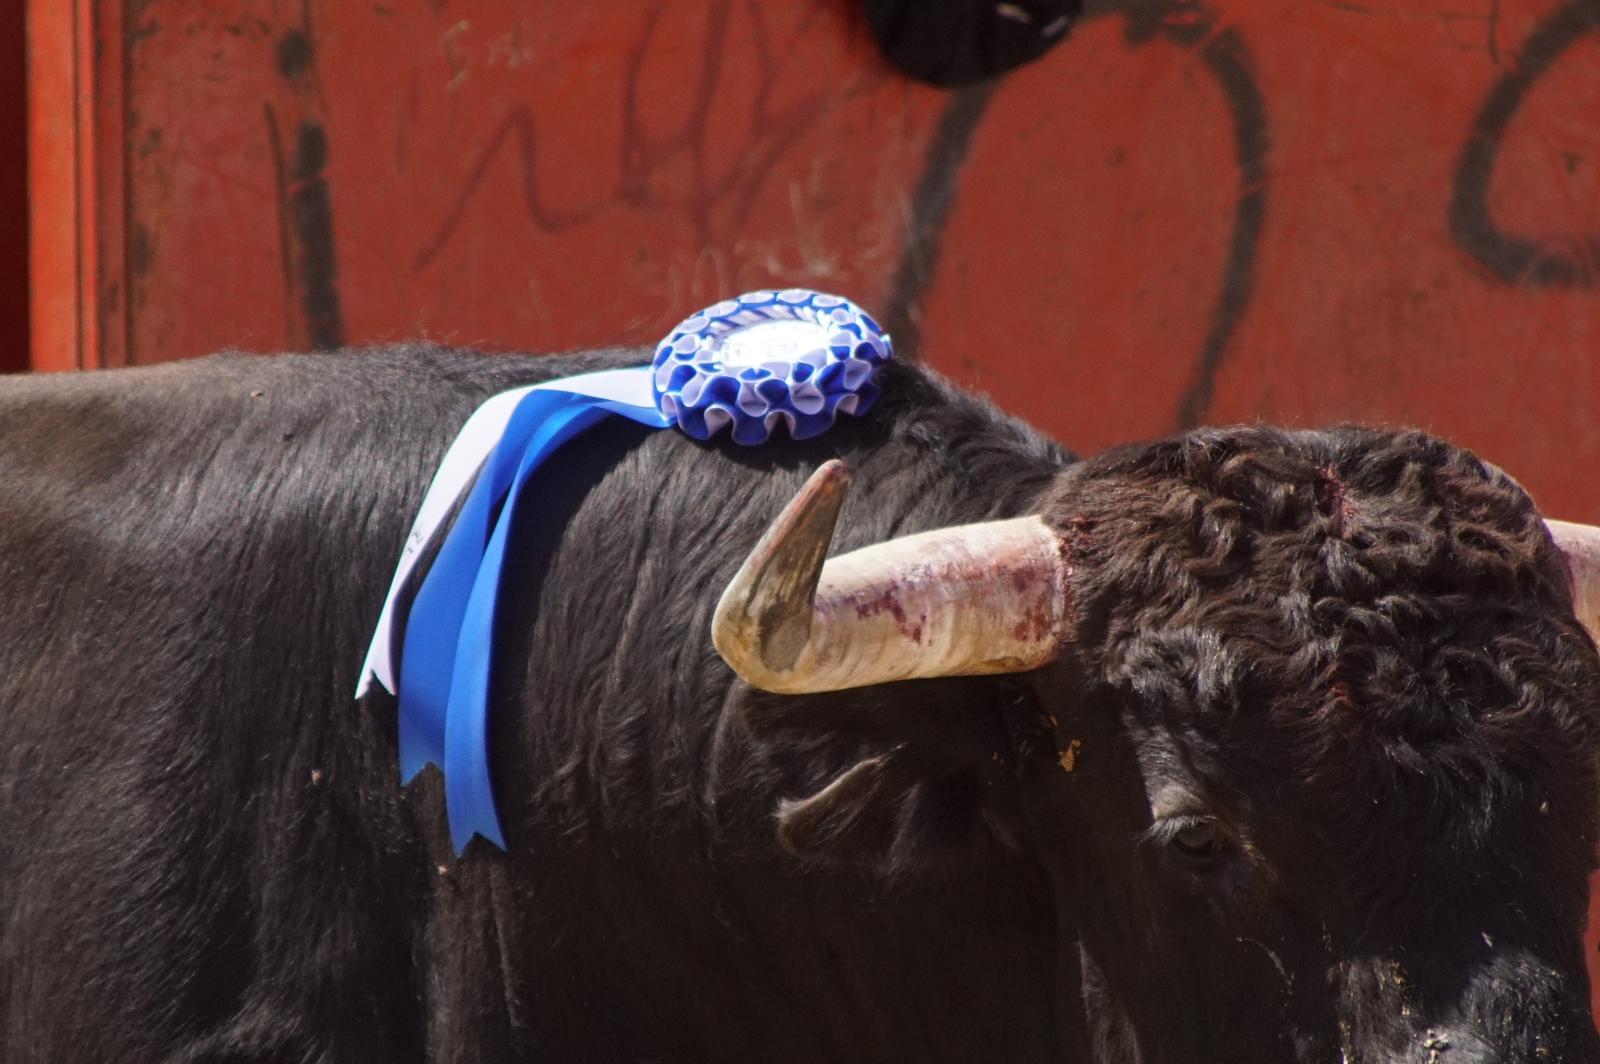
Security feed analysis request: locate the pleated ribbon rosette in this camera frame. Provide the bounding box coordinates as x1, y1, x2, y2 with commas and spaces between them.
357, 289, 892, 852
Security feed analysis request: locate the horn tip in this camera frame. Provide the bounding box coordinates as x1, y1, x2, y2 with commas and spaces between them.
812, 458, 850, 494
713, 460, 853, 688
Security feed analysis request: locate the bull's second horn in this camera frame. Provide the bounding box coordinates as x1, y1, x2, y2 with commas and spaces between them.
1547, 519, 1600, 643
712, 461, 1073, 694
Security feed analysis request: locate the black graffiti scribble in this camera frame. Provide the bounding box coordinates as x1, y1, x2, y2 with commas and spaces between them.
881, 1, 1269, 425
1450, 0, 1600, 288
416, 0, 1267, 424
265, 1, 345, 352
415, 0, 887, 273
1170, 20, 1269, 430
266, 113, 345, 350
882, 82, 999, 358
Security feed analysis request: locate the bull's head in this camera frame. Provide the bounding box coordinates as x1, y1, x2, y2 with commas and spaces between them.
716, 428, 1600, 1063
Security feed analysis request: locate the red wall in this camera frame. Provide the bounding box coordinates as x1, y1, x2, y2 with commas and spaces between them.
28, 0, 1600, 524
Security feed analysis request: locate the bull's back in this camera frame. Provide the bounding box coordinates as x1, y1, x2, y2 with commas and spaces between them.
0, 346, 1073, 1062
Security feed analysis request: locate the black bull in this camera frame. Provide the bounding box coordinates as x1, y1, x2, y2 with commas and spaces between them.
2, 346, 1599, 1064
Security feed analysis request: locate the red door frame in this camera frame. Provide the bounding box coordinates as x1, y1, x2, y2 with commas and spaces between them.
27, 0, 125, 372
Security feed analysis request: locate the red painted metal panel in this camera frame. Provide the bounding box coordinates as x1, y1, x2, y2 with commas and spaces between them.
39, 0, 1595, 523
110, 2, 937, 360
920, 4, 1600, 523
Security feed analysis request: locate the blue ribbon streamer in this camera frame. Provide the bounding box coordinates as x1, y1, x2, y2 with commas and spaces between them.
398, 387, 668, 852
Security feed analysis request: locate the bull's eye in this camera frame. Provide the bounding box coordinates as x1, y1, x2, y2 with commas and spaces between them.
1160, 817, 1230, 863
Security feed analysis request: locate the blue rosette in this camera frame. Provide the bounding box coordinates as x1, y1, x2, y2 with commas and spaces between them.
652, 289, 893, 445
370, 287, 893, 854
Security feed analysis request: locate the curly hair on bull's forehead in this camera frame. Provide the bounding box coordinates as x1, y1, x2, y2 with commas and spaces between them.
1048, 424, 1593, 719
1042, 424, 1600, 900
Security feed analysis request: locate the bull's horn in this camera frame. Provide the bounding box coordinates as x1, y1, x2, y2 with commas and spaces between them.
1547, 519, 1600, 642
712, 461, 1072, 694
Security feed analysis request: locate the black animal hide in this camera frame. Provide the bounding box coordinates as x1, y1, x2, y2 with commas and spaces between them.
4, 347, 1598, 1064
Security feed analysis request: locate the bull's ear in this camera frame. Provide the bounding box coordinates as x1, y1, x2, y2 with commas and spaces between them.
715, 461, 1071, 870
735, 676, 1053, 872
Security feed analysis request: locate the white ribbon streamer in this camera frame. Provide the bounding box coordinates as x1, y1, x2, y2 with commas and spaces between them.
355, 367, 657, 698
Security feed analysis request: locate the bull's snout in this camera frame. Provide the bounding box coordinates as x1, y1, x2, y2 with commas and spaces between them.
1390, 1018, 1597, 1063
1339, 948, 1600, 1064
1395, 1024, 1491, 1063
1351, 1014, 1599, 1063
